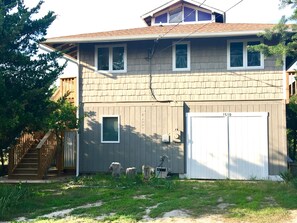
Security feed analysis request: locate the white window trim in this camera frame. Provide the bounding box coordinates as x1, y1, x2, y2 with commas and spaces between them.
95, 44, 127, 73
101, 115, 120, 144
172, 41, 191, 71
227, 39, 264, 70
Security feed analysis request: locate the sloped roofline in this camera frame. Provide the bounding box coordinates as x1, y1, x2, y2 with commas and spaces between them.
44, 30, 267, 44
42, 23, 279, 60
141, 0, 224, 20
44, 23, 276, 44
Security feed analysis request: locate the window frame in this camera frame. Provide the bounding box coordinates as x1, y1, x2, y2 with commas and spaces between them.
95, 44, 127, 73
227, 39, 264, 70
172, 41, 191, 71
101, 115, 120, 144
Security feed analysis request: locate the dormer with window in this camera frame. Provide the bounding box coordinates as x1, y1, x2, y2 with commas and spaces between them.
142, 0, 225, 26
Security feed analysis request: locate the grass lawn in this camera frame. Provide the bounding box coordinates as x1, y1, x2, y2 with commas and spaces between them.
1, 174, 297, 222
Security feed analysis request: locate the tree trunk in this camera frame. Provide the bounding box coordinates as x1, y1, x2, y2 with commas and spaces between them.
293, 130, 297, 161
0, 149, 5, 176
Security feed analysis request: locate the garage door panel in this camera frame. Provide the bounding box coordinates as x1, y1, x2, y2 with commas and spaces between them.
188, 115, 228, 179
229, 115, 268, 180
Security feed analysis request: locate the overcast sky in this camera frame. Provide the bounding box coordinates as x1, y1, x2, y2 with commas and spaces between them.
24, 0, 293, 38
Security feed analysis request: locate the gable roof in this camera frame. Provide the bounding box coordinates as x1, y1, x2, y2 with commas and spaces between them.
141, 0, 225, 26
43, 23, 276, 59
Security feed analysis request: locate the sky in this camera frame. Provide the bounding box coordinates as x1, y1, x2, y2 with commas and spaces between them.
23, 0, 294, 77
24, 0, 294, 38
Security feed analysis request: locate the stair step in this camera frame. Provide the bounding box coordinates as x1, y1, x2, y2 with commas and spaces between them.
8, 173, 40, 180
24, 153, 38, 157
18, 163, 38, 168
14, 168, 38, 174
22, 158, 38, 162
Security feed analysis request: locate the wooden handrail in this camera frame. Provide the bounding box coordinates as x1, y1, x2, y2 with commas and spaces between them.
36, 131, 52, 149
37, 131, 57, 179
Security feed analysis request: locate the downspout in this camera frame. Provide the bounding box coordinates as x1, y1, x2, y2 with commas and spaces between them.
282, 54, 288, 171
283, 55, 287, 101
76, 43, 80, 177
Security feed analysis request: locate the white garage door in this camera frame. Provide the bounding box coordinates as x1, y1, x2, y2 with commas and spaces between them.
186, 113, 268, 180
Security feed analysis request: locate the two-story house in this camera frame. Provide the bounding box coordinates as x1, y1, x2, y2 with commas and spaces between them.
43, 0, 288, 180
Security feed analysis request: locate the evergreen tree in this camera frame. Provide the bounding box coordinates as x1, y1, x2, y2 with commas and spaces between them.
0, 0, 64, 172
252, 0, 297, 65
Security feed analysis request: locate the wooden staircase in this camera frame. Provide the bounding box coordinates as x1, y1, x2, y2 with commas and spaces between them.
9, 147, 39, 179
8, 131, 59, 180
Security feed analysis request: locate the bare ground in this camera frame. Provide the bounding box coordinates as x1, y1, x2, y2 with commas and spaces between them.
14, 201, 297, 223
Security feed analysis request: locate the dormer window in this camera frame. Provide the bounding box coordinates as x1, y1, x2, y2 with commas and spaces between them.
155, 13, 167, 24
142, 0, 225, 26
169, 7, 183, 23
184, 7, 196, 22
198, 11, 212, 21
153, 5, 213, 25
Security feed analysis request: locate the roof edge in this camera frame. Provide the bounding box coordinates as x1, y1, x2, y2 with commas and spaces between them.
44, 30, 267, 44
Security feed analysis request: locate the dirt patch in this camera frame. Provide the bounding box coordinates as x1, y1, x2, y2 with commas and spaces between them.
42, 201, 103, 218
133, 195, 150, 200
15, 201, 103, 221
144, 211, 226, 223
141, 203, 161, 221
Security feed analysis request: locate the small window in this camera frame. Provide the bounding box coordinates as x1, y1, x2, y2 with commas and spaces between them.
198, 11, 211, 21
101, 116, 120, 143
169, 7, 182, 23
173, 42, 190, 71
95, 44, 127, 73
198, 11, 212, 21
227, 40, 263, 70
155, 13, 167, 24
184, 7, 196, 22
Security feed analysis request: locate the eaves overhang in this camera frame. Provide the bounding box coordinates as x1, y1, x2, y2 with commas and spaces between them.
46, 31, 267, 44
42, 24, 282, 60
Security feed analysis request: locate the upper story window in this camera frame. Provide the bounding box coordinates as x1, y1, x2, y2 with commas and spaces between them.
173, 41, 190, 71
227, 40, 264, 70
198, 10, 212, 21
95, 44, 127, 73
153, 5, 212, 25
169, 7, 182, 23
155, 13, 167, 24
184, 6, 196, 22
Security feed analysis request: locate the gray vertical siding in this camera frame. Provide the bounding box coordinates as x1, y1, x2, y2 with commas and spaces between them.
64, 131, 77, 169
186, 100, 287, 175
80, 102, 184, 174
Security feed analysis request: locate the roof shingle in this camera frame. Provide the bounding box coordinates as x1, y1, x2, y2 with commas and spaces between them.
45, 23, 276, 43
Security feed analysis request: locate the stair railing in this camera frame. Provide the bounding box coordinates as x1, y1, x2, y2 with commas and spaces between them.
36, 131, 57, 179
8, 132, 42, 175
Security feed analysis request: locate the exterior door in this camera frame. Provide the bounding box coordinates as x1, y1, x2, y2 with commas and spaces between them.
187, 114, 228, 179
228, 113, 268, 179
186, 112, 268, 180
